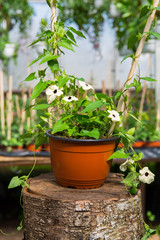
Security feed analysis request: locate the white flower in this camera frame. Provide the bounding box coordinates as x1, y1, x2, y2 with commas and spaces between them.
120, 159, 134, 172
78, 81, 94, 90
139, 167, 155, 184
62, 96, 78, 102
46, 85, 63, 102
108, 110, 120, 122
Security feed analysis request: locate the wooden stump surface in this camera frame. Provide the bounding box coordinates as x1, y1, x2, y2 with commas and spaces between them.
23, 172, 144, 240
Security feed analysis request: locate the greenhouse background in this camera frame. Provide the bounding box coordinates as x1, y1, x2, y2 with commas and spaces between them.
0, 0, 160, 239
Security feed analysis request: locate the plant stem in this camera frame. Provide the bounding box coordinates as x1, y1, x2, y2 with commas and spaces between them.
108, 0, 159, 136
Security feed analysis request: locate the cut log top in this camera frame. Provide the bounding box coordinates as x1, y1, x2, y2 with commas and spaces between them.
26, 172, 129, 201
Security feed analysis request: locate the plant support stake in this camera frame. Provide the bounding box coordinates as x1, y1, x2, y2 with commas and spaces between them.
108, 0, 160, 136
0, 71, 5, 135
7, 75, 13, 140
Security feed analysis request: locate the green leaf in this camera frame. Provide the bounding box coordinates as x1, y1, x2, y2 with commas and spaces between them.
96, 93, 109, 100
81, 101, 104, 113
39, 54, 60, 65
129, 186, 138, 194
38, 69, 47, 77
122, 12, 132, 18
27, 38, 42, 47
107, 148, 130, 161
48, 59, 61, 73
114, 91, 122, 100
121, 172, 138, 187
80, 128, 100, 139
68, 127, 76, 137
8, 176, 22, 189
58, 75, 69, 88
140, 76, 157, 82
30, 79, 48, 100
17, 220, 23, 231
126, 82, 135, 89
25, 104, 35, 111
66, 30, 77, 43
35, 134, 47, 149
68, 27, 86, 39
33, 104, 51, 110
76, 77, 85, 82
57, 38, 75, 51
154, 6, 160, 11
151, 31, 160, 40
128, 113, 141, 123
20, 130, 34, 139
141, 234, 149, 240
147, 211, 155, 222
38, 30, 53, 38
40, 116, 49, 123
121, 54, 133, 63
140, 5, 150, 18
57, 5, 63, 11
127, 127, 135, 136
52, 120, 69, 134
24, 72, 37, 81
61, 114, 74, 121
41, 18, 47, 26
128, 34, 137, 50
28, 54, 44, 67
46, 0, 51, 7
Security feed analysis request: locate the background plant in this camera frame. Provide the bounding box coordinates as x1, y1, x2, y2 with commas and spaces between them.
0, 0, 33, 70
57, 0, 160, 52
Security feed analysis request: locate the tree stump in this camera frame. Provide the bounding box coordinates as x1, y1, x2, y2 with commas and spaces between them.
23, 173, 144, 240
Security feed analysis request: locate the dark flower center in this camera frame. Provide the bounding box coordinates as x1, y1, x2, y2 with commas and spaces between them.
86, 84, 88, 86
53, 89, 57, 94
113, 114, 116, 118
68, 97, 72, 100
145, 172, 149, 177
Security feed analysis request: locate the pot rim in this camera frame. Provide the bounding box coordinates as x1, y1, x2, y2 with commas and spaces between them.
46, 129, 120, 143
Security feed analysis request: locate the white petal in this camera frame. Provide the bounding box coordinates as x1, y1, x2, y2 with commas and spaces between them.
46, 88, 53, 96
63, 96, 69, 101
56, 90, 63, 96
108, 110, 120, 122
71, 96, 78, 101
49, 94, 56, 102
119, 163, 127, 172
79, 81, 86, 87
139, 167, 149, 175
128, 159, 134, 164
139, 174, 154, 184
79, 81, 94, 90
63, 96, 78, 102
46, 85, 58, 95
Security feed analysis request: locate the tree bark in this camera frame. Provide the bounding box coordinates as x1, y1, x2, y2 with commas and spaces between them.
23, 172, 144, 240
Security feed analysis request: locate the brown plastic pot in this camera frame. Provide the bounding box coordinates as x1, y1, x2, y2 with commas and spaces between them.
26, 144, 42, 152
46, 130, 118, 189
132, 141, 144, 148
132, 141, 160, 148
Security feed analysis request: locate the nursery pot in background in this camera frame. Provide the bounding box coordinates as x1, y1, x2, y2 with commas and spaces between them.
46, 130, 118, 189
3, 43, 16, 58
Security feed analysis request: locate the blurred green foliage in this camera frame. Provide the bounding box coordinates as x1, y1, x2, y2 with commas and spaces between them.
0, 0, 33, 69
59, 0, 160, 52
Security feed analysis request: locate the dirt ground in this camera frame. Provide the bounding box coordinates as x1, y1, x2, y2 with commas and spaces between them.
0, 220, 24, 240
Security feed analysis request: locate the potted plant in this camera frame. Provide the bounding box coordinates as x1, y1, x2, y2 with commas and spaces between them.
3, 43, 17, 58
22, 0, 157, 191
